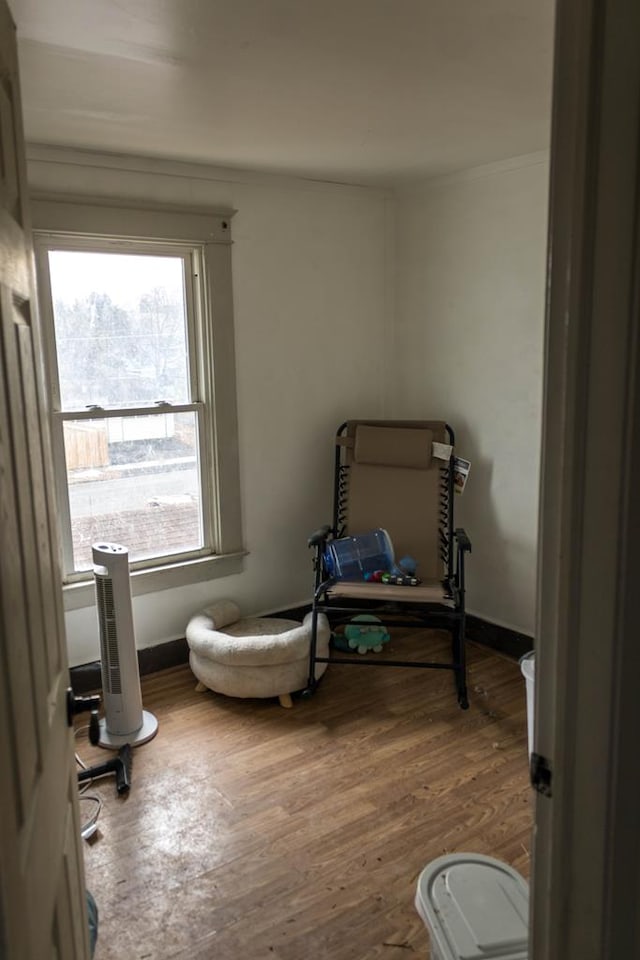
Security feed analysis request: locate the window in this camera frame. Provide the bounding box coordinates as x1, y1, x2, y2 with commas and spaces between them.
33, 199, 243, 606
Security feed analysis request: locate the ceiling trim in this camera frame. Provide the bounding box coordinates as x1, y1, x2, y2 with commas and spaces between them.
395, 149, 550, 197
25, 142, 393, 198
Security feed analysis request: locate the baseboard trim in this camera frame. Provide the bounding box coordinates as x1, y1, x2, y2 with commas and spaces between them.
70, 637, 190, 694
465, 614, 533, 661
69, 608, 532, 693
68, 606, 315, 693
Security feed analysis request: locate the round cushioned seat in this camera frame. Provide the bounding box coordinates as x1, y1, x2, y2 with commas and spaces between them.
186, 600, 330, 707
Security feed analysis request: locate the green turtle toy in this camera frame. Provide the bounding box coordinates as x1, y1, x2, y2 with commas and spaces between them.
343, 614, 391, 655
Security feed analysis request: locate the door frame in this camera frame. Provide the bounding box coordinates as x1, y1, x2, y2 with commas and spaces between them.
532, 0, 640, 957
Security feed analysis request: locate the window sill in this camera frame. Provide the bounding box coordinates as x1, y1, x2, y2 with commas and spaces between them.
62, 551, 246, 613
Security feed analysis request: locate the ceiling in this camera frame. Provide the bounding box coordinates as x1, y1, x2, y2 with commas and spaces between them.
10, 0, 555, 186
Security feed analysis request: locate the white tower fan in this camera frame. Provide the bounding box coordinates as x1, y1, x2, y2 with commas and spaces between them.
93, 542, 158, 748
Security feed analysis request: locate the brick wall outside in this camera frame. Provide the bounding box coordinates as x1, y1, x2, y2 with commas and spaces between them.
72, 501, 201, 569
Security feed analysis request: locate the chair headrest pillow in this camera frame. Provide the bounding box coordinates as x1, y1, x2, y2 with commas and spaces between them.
353, 425, 434, 469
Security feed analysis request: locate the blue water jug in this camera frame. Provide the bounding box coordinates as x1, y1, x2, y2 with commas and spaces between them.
324, 528, 395, 580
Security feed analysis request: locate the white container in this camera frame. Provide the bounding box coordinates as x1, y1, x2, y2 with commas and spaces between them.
415, 853, 529, 960
520, 652, 535, 759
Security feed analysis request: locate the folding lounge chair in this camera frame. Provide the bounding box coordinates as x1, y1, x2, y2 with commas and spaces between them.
304, 420, 471, 709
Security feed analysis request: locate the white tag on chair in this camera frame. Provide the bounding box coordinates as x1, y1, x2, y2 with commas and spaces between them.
432, 441, 453, 460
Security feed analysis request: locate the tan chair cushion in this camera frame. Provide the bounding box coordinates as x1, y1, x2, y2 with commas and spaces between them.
341, 420, 450, 581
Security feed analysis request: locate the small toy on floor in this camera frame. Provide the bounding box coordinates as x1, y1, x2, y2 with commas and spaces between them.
333, 614, 391, 655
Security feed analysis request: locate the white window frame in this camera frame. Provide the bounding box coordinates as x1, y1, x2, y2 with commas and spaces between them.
32, 196, 244, 610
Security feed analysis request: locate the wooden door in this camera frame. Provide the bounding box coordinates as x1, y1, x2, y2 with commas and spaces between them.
0, 3, 91, 958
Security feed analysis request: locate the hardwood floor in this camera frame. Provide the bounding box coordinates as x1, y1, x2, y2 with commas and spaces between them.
77, 632, 533, 959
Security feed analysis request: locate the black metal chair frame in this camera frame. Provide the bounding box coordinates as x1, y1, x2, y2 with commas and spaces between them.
303, 421, 472, 709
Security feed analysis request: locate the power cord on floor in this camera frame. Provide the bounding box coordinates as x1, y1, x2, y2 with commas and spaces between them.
75, 725, 103, 841
78, 793, 103, 841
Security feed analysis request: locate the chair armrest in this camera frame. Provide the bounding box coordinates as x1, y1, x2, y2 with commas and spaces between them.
455, 528, 472, 553
308, 525, 332, 548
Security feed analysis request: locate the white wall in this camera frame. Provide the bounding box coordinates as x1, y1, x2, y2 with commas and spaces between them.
394, 154, 549, 635
28, 147, 549, 660
27, 148, 393, 665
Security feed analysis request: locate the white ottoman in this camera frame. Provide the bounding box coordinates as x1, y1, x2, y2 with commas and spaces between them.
186, 600, 330, 707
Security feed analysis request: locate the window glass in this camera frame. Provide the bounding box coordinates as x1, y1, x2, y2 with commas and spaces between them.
48, 250, 190, 409
63, 412, 202, 571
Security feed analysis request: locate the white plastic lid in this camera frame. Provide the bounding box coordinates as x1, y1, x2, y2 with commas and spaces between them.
415, 854, 529, 960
